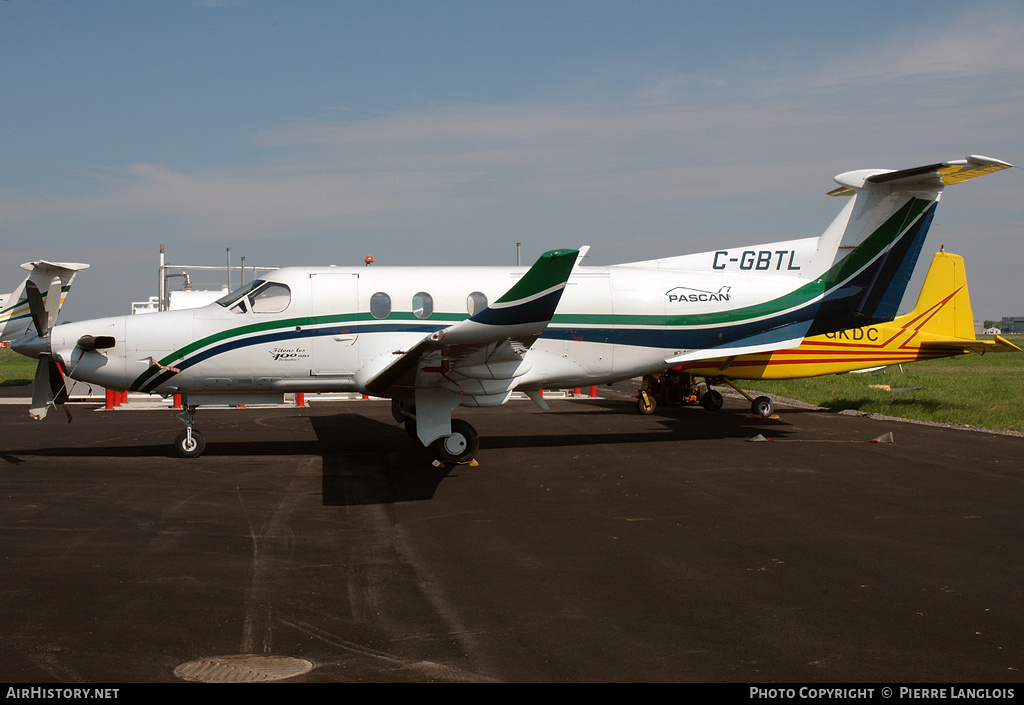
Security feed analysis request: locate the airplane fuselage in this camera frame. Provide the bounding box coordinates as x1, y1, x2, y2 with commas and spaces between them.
49, 236, 830, 403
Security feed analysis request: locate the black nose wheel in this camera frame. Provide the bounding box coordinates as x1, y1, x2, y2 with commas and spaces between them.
173, 404, 205, 458
174, 428, 206, 458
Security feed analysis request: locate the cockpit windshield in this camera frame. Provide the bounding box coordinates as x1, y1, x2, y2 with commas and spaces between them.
216, 280, 291, 314
216, 280, 264, 308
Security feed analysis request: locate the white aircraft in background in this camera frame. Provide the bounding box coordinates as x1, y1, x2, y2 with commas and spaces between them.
11, 155, 1011, 462
0, 261, 89, 341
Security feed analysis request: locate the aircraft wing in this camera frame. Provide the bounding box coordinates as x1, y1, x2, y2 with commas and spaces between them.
364, 249, 579, 400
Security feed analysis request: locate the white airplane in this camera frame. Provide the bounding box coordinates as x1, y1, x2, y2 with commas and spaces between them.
10, 155, 1011, 461
0, 261, 89, 342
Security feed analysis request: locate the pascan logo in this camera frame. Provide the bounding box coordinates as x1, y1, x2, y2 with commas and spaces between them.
666, 285, 731, 303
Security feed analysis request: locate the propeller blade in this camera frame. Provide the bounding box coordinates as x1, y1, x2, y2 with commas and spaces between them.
44, 276, 62, 332
28, 356, 69, 420
29, 358, 50, 420
24, 280, 48, 338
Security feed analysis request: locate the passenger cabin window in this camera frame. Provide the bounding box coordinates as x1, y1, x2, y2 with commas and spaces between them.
412, 292, 433, 319
467, 291, 488, 316
370, 292, 391, 319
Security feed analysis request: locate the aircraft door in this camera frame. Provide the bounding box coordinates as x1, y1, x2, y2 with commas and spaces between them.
309, 272, 360, 379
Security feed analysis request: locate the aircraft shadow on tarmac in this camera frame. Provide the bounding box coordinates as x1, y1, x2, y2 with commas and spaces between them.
0, 400, 798, 505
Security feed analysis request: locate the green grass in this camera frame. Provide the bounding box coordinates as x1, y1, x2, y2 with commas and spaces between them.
743, 335, 1024, 434
0, 347, 37, 386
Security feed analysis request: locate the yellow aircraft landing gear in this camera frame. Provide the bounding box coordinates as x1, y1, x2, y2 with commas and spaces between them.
635, 370, 701, 414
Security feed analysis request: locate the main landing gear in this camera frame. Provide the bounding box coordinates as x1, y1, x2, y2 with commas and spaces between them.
701, 387, 724, 411
405, 416, 479, 464
394, 398, 480, 464
636, 370, 701, 415
429, 419, 479, 464
635, 372, 775, 418
712, 377, 775, 417
174, 405, 206, 458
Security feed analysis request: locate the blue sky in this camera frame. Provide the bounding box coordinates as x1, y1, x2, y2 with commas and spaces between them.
2, 0, 1021, 322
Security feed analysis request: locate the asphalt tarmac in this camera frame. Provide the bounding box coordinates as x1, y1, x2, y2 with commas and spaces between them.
1, 384, 1022, 683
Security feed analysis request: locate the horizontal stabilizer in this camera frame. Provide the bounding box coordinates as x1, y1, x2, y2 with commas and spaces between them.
920, 335, 1022, 355
20, 261, 91, 275
828, 155, 1013, 196
1, 261, 90, 343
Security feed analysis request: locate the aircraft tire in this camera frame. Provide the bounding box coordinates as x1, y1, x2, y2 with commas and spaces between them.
174, 429, 206, 459
431, 419, 479, 464
751, 396, 774, 417
637, 394, 656, 415
701, 389, 724, 412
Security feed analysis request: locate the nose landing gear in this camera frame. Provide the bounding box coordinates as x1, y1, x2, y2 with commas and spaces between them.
174, 405, 206, 458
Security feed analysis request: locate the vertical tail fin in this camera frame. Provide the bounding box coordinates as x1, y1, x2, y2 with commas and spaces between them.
896, 249, 1021, 355
905, 249, 975, 341
808, 155, 1011, 335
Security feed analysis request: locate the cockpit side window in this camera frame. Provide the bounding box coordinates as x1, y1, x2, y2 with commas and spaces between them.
216, 280, 290, 314
249, 283, 291, 313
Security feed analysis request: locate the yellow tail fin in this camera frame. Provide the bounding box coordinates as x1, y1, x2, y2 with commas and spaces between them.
903, 250, 976, 341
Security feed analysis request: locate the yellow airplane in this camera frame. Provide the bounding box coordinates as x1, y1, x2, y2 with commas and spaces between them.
637, 249, 1022, 417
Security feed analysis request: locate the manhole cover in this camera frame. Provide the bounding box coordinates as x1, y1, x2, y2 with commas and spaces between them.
174, 654, 314, 683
